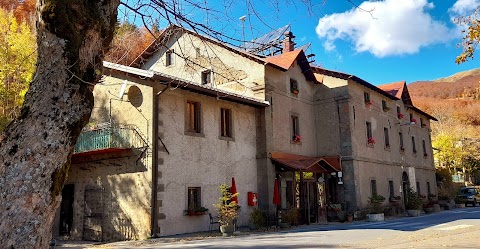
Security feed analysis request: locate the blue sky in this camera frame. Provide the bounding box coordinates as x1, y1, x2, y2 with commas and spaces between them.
123, 0, 479, 85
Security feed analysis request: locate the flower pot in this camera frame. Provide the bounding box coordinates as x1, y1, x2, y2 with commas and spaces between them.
407, 209, 421, 217
220, 225, 235, 237
347, 215, 353, 222
367, 213, 384, 222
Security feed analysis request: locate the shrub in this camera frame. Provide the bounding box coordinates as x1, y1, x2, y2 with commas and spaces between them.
368, 194, 385, 214
405, 187, 423, 210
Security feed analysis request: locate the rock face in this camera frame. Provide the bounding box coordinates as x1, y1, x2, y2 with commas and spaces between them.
0, 0, 119, 248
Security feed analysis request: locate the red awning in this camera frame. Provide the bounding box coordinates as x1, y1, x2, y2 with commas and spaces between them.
270, 152, 341, 173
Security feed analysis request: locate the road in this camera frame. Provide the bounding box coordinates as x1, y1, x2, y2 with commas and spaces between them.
58, 206, 480, 249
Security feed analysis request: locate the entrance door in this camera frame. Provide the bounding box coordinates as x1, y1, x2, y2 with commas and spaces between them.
83, 188, 104, 241
302, 181, 317, 224
59, 184, 74, 236
402, 172, 409, 205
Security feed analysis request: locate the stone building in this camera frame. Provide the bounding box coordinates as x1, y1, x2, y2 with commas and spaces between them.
314, 68, 438, 211
53, 25, 437, 241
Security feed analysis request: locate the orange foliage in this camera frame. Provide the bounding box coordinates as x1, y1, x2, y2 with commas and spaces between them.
0, 0, 35, 24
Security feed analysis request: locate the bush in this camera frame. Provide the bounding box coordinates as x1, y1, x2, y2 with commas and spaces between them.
249, 208, 266, 227
282, 204, 299, 226
368, 194, 385, 214
405, 187, 423, 210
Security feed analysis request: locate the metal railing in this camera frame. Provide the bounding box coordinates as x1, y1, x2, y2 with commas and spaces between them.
74, 123, 148, 154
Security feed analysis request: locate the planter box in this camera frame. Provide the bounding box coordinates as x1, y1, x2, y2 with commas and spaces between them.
367, 213, 384, 222
407, 209, 421, 217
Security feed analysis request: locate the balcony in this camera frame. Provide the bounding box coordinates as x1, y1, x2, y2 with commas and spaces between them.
72, 123, 148, 163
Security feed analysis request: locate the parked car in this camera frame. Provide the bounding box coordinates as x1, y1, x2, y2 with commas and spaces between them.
455, 187, 480, 207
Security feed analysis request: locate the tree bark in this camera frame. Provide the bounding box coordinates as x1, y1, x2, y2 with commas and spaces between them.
0, 0, 119, 248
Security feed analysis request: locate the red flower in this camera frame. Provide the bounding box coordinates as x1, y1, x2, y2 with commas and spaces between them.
397, 113, 404, 119
367, 137, 375, 144
411, 118, 417, 124
293, 134, 302, 143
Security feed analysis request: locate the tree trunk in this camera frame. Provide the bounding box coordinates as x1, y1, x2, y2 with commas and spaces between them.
0, 0, 118, 248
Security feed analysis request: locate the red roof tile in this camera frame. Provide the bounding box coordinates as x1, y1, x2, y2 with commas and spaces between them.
270, 152, 341, 173
264, 50, 303, 70
378, 81, 406, 99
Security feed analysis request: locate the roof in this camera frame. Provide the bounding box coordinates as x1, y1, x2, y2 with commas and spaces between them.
405, 105, 438, 121
264, 49, 319, 83
130, 25, 285, 72
378, 81, 405, 99
103, 61, 270, 108
270, 152, 341, 173
313, 67, 399, 100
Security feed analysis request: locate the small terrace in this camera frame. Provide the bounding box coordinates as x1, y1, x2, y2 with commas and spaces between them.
72, 123, 148, 163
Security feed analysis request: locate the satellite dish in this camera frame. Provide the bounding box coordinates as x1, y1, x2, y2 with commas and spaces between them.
118, 80, 127, 99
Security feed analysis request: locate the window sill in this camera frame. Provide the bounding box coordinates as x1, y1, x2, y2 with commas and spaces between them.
184, 131, 205, 138
366, 143, 375, 148
384, 146, 391, 151
219, 136, 235, 142
400, 149, 405, 154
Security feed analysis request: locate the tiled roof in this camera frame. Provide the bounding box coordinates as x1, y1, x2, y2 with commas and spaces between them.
264, 50, 303, 70
264, 49, 319, 83
378, 81, 406, 99
270, 152, 341, 173
103, 61, 269, 108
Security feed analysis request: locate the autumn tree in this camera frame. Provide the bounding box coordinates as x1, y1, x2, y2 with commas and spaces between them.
455, 7, 480, 64
0, 8, 36, 131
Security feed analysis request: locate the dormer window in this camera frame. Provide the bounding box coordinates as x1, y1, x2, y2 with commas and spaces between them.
290, 79, 299, 94
166, 49, 174, 66
201, 70, 212, 85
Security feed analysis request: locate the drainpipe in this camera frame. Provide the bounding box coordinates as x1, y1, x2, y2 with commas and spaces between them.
151, 84, 168, 238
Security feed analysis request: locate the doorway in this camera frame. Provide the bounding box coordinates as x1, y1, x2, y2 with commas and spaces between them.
402, 172, 409, 204
59, 184, 74, 236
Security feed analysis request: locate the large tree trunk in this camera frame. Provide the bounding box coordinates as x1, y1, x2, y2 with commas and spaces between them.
0, 0, 119, 248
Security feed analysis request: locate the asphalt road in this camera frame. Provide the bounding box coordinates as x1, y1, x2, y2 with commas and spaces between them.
58, 206, 480, 249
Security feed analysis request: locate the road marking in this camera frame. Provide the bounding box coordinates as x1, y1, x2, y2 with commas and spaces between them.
436, 224, 473, 231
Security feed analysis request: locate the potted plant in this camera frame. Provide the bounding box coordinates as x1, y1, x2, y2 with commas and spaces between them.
248, 208, 266, 230
405, 187, 423, 216
282, 204, 299, 227
367, 194, 385, 222
454, 196, 466, 208
214, 184, 239, 236
291, 86, 299, 94
411, 118, 417, 124
292, 134, 301, 143
184, 206, 209, 216
367, 137, 375, 145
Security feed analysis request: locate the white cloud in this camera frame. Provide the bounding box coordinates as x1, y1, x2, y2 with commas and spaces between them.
315, 0, 454, 57
449, 0, 480, 16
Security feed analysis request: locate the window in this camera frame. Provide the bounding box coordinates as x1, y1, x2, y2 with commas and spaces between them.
422, 140, 427, 157
427, 182, 431, 195
420, 118, 425, 127
382, 100, 388, 111
195, 47, 201, 58
201, 70, 212, 85
187, 101, 201, 133
165, 49, 174, 66
412, 136, 417, 153
366, 121, 373, 144
364, 92, 371, 104
371, 179, 377, 196
384, 127, 390, 148
292, 115, 300, 142
399, 132, 404, 151
389, 180, 394, 198
409, 113, 413, 122
220, 108, 232, 138
416, 181, 421, 195
397, 106, 401, 116
290, 78, 299, 94
187, 187, 201, 210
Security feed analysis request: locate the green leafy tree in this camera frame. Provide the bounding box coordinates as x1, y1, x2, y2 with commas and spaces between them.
0, 8, 36, 131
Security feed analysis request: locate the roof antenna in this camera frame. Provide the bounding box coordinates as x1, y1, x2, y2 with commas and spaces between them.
239, 15, 246, 51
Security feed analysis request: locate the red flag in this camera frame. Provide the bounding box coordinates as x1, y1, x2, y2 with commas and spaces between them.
231, 177, 238, 204
273, 178, 281, 206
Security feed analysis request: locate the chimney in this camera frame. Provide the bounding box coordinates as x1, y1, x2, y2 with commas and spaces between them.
283, 31, 296, 53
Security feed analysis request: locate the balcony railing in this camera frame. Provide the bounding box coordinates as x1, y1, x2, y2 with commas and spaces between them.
74, 123, 148, 154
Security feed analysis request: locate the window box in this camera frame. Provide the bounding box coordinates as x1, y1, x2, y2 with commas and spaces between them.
367, 137, 375, 145
184, 207, 209, 216
411, 118, 417, 124
292, 134, 302, 143
397, 113, 404, 119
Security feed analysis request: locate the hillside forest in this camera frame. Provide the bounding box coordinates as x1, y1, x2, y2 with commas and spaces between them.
409, 69, 480, 185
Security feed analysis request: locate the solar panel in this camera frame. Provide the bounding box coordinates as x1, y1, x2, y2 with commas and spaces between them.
242, 25, 291, 56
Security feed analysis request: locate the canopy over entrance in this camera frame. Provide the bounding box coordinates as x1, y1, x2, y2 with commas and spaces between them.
270, 152, 341, 173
